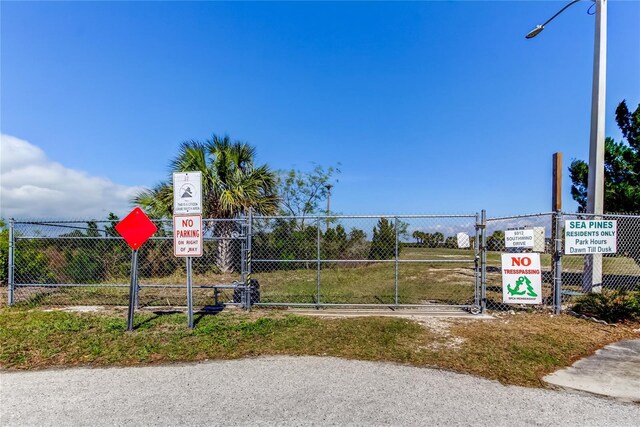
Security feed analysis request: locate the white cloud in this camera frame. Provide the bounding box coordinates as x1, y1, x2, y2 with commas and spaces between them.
0, 134, 145, 219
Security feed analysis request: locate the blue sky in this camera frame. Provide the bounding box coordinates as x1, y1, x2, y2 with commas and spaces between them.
1, 1, 639, 219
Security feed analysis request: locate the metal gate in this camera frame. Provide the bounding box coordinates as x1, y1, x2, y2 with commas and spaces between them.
249, 214, 483, 312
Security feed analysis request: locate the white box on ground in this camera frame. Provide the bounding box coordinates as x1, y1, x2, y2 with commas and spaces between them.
174, 215, 203, 257
564, 220, 617, 255
501, 253, 542, 304
173, 171, 202, 215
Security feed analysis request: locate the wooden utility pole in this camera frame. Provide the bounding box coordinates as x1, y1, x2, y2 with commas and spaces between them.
551, 152, 562, 309
552, 152, 562, 212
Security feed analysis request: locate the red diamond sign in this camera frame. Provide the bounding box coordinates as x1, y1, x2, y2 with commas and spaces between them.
115, 207, 158, 250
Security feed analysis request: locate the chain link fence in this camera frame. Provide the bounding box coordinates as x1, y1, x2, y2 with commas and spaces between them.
8, 218, 248, 308
251, 215, 480, 309
560, 213, 640, 304
5, 212, 640, 313
484, 213, 556, 311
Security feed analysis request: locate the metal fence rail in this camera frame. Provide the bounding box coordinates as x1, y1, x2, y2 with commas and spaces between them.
5, 211, 640, 313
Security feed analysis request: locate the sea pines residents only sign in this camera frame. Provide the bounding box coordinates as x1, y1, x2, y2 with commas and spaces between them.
565, 220, 617, 255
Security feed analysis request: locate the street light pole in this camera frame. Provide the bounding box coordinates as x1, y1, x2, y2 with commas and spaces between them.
526, 0, 607, 292
584, 0, 607, 293
325, 184, 333, 231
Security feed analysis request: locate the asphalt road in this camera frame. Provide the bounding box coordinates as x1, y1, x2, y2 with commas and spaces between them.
2, 357, 639, 426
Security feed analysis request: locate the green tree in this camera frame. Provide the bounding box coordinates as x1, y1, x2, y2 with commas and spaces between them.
102, 213, 132, 279
569, 100, 640, 213
0, 220, 8, 284
134, 135, 279, 273
278, 164, 340, 229
487, 230, 505, 251
323, 224, 348, 260
431, 232, 444, 248
444, 236, 458, 249
569, 100, 640, 265
105, 213, 120, 237
345, 228, 369, 259
368, 218, 400, 260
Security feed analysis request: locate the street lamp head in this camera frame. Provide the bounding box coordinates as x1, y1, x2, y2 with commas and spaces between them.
526, 25, 545, 39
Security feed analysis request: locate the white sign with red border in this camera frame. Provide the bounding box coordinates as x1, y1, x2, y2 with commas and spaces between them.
174, 214, 203, 257
501, 253, 542, 304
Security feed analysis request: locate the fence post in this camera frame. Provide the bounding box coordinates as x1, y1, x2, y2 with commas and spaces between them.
241, 214, 247, 287
7, 218, 15, 306
395, 217, 399, 306
553, 211, 563, 315
316, 217, 321, 307
474, 212, 481, 310
480, 210, 487, 313
245, 208, 253, 310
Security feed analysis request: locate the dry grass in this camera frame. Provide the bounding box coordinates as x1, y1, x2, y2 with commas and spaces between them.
1, 308, 637, 388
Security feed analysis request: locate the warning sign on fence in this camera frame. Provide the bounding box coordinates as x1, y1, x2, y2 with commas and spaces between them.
564, 220, 617, 255
174, 215, 203, 257
501, 253, 542, 304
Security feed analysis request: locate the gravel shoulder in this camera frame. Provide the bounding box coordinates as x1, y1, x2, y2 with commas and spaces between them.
2, 356, 639, 426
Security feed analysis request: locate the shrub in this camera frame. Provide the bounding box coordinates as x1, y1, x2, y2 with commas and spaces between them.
0, 221, 8, 284
572, 289, 640, 323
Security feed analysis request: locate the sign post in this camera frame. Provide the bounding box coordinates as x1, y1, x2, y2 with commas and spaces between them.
115, 207, 158, 331
173, 172, 203, 328
127, 250, 139, 331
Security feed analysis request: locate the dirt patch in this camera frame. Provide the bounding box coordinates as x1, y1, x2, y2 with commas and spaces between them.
412, 317, 469, 350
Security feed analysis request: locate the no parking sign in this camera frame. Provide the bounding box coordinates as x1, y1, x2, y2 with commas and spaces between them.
174, 215, 203, 257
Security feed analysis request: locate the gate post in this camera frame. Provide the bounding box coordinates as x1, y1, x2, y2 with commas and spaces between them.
316, 217, 321, 307
241, 215, 247, 287
553, 211, 563, 315
7, 218, 15, 306
245, 208, 253, 310
480, 210, 487, 313
394, 216, 399, 306
474, 212, 481, 310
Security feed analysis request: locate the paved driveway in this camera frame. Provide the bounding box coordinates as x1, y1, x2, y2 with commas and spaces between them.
2, 357, 639, 426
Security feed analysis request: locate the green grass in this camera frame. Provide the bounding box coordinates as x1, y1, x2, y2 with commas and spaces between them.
1, 308, 637, 387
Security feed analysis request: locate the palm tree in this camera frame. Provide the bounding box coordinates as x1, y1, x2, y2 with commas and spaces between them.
134, 135, 278, 273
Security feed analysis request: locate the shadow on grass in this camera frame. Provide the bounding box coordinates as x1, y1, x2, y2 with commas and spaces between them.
135, 310, 183, 329
193, 304, 225, 327
133, 305, 226, 329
